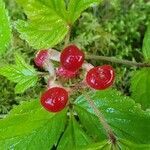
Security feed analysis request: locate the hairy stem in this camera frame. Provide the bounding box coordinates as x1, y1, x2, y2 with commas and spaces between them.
86, 55, 150, 67
64, 26, 71, 46
82, 92, 116, 144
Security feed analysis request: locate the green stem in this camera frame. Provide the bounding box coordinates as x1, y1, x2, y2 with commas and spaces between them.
86, 55, 150, 67
37, 72, 49, 77
64, 26, 72, 47
82, 92, 116, 144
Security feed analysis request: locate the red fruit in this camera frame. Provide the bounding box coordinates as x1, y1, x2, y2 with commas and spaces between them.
56, 66, 78, 78
34, 50, 48, 68
60, 45, 84, 72
41, 87, 68, 112
86, 65, 115, 90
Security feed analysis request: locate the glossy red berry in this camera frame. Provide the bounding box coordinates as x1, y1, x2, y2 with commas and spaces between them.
60, 45, 84, 72
41, 87, 68, 112
34, 50, 48, 68
86, 65, 115, 90
56, 66, 78, 78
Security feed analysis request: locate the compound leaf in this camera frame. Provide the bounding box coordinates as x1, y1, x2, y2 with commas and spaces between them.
0, 100, 67, 150
15, 0, 69, 49
75, 89, 150, 144
0, 53, 38, 94
57, 115, 92, 150
15, 0, 102, 48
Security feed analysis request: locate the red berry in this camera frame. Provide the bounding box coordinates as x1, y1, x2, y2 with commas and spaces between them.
60, 45, 84, 72
34, 50, 48, 68
56, 66, 78, 78
41, 87, 68, 112
86, 65, 115, 90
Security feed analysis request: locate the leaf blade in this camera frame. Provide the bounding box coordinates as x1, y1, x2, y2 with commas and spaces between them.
15, 0, 69, 49
57, 116, 92, 150
81, 139, 150, 150
75, 89, 150, 144
142, 25, 150, 60
0, 100, 67, 150
15, 20, 68, 49
0, 54, 38, 94
67, 0, 101, 24
130, 68, 150, 109
0, 0, 11, 54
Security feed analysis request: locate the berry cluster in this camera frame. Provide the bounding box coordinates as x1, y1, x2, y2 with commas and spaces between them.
34, 45, 115, 113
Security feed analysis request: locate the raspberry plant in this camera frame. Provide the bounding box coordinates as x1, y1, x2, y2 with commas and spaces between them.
0, 0, 150, 149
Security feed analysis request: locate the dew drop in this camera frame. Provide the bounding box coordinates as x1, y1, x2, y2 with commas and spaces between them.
106, 108, 115, 113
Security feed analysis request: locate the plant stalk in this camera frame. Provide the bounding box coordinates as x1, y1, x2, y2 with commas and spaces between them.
86, 55, 150, 67
64, 26, 72, 47
82, 92, 116, 144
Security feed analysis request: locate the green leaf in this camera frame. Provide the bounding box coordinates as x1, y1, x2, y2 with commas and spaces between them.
0, 99, 67, 150
0, 0, 11, 54
15, 0, 102, 48
130, 68, 150, 109
80, 140, 111, 150
75, 89, 150, 144
118, 139, 150, 150
16, 0, 67, 21
57, 115, 92, 150
15, 20, 68, 49
143, 25, 150, 60
82, 139, 150, 150
67, 0, 101, 24
15, 0, 69, 49
0, 53, 38, 93
74, 106, 107, 142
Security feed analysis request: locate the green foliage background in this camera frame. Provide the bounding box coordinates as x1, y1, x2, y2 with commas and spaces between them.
0, 0, 149, 113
